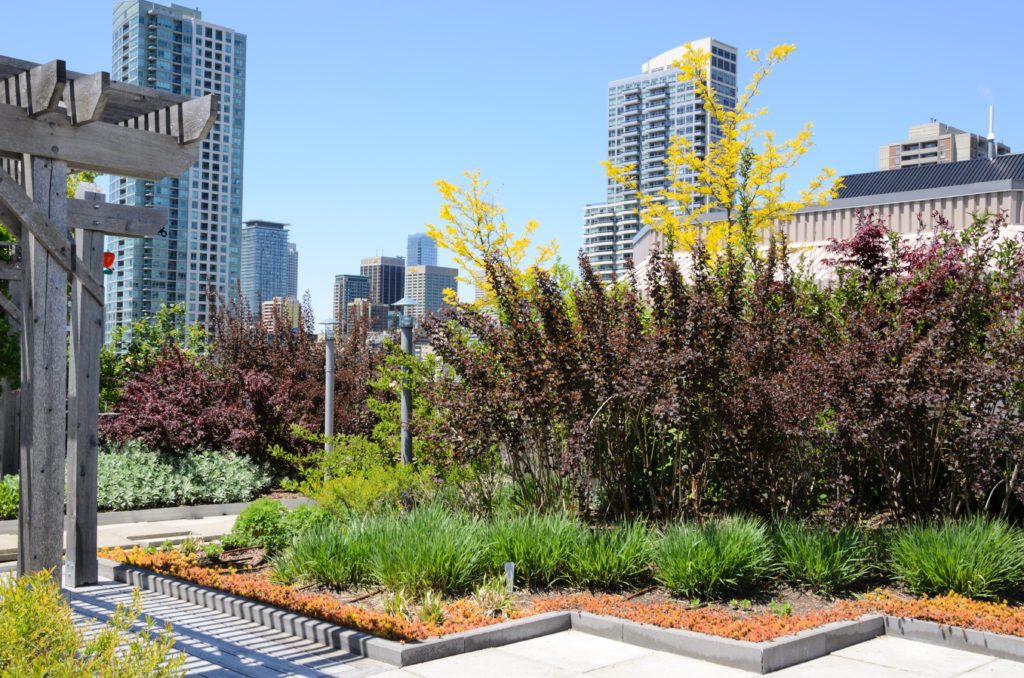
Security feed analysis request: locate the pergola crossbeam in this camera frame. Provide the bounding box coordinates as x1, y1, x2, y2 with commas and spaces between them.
68, 199, 167, 239
0, 60, 65, 116
64, 72, 110, 125
0, 292, 18, 323
118, 93, 219, 145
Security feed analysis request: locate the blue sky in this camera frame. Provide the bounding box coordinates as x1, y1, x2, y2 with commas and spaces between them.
7, 1, 1024, 320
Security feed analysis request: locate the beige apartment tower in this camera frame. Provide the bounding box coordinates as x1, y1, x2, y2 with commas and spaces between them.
405, 265, 458, 326
879, 121, 1010, 170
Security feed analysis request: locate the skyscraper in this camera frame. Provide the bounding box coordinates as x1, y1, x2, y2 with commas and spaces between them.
405, 265, 457, 326
359, 256, 405, 306
106, 1, 246, 338
287, 242, 299, 299
406, 233, 438, 267
240, 220, 295, 317
582, 38, 737, 282
332, 274, 371, 333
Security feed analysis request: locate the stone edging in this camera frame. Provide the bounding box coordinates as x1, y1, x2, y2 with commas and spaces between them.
96, 560, 1024, 672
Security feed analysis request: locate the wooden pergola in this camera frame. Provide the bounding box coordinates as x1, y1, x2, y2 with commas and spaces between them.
0, 55, 217, 585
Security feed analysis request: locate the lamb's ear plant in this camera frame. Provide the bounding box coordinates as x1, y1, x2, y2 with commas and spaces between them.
773, 521, 872, 595
889, 517, 1024, 599
654, 516, 775, 599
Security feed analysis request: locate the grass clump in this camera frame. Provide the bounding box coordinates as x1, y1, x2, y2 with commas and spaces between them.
654, 516, 774, 599
367, 505, 488, 596
889, 517, 1024, 599
568, 522, 654, 590
487, 511, 586, 587
271, 517, 375, 588
774, 521, 872, 595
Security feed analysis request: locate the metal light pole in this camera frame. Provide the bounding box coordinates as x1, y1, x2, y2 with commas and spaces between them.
392, 297, 417, 465
321, 321, 338, 475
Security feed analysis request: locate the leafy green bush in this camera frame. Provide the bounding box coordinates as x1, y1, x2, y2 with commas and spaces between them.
0, 570, 184, 676
889, 517, 1024, 598
487, 512, 586, 587
271, 516, 375, 589
222, 498, 295, 554
654, 516, 775, 599
367, 505, 489, 595
774, 521, 872, 595
313, 464, 435, 518
568, 522, 654, 590
98, 441, 272, 511
0, 475, 17, 520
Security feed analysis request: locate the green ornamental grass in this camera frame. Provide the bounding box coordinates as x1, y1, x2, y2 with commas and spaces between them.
889, 516, 1024, 599
271, 516, 375, 588
773, 521, 872, 595
568, 521, 654, 590
487, 511, 586, 587
654, 516, 775, 599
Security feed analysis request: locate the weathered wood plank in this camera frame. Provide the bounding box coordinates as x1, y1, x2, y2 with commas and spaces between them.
0, 381, 17, 477
0, 262, 18, 281
65, 189, 103, 587
119, 93, 219, 145
0, 60, 65, 116
0, 103, 201, 181
0, 293, 18, 322
64, 72, 109, 125
0, 163, 103, 305
18, 155, 68, 578
67, 198, 167, 238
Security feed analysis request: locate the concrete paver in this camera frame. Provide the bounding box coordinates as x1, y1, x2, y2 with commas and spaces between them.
498, 629, 649, 672
832, 635, 996, 676
959, 659, 1024, 677
585, 648, 753, 677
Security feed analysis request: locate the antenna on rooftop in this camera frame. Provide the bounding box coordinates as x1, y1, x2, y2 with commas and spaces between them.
987, 105, 997, 161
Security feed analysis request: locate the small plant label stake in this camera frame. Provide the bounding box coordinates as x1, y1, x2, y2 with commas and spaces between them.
504, 561, 515, 594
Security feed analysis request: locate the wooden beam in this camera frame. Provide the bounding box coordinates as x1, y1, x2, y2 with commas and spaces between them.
0, 292, 18, 323
119, 93, 219, 145
0, 60, 66, 116
0, 263, 18, 281
0, 104, 201, 181
0, 164, 104, 306
65, 72, 109, 125
68, 199, 167, 238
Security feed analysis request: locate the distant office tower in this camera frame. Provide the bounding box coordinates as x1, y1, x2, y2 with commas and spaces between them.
106, 1, 246, 339
405, 265, 458, 326
261, 296, 301, 332
879, 121, 1011, 170
359, 256, 405, 306
240, 220, 294, 317
287, 242, 299, 298
333, 274, 370, 333
582, 37, 737, 282
407, 233, 438, 267
346, 298, 391, 333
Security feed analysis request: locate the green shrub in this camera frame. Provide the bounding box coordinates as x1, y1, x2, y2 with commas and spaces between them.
367, 505, 488, 595
773, 521, 872, 595
487, 511, 586, 587
98, 441, 272, 511
568, 522, 654, 590
271, 517, 375, 589
889, 517, 1024, 598
0, 475, 17, 520
313, 464, 435, 518
222, 498, 294, 554
0, 570, 184, 676
654, 516, 775, 599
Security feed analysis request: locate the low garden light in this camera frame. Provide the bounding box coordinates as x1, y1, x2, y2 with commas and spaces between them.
392, 296, 417, 466
320, 320, 339, 475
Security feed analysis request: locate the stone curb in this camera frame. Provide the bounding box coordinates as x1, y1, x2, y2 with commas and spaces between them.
883, 615, 1024, 664
96, 562, 1023, 672
0, 497, 311, 535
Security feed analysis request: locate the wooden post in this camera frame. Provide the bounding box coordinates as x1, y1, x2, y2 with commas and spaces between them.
17, 152, 69, 577
65, 189, 103, 587
0, 382, 18, 476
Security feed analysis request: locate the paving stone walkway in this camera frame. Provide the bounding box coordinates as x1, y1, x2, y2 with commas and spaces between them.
66, 582, 1024, 677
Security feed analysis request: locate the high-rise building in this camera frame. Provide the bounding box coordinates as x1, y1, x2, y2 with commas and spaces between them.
346, 298, 391, 333
407, 233, 438, 267
240, 220, 294, 317
261, 296, 301, 332
332, 274, 370, 332
582, 38, 737, 282
405, 264, 457, 326
286, 242, 298, 299
359, 255, 405, 306
106, 1, 246, 339
879, 121, 1011, 170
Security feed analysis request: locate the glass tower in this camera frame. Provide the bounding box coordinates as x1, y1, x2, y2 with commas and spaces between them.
583, 38, 737, 282
240, 220, 294, 317
406, 233, 438, 267
106, 1, 246, 339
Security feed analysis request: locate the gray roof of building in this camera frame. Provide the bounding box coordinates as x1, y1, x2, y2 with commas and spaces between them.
838, 153, 1024, 199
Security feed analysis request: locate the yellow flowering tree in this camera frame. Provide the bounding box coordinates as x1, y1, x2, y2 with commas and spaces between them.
427, 170, 558, 304
606, 44, 841, 254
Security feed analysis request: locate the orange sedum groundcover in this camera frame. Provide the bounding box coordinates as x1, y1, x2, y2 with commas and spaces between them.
100, 547, 1024, 643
